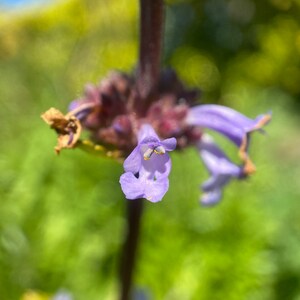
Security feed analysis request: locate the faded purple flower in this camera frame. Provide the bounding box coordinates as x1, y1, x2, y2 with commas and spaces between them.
120, 124, 176, 202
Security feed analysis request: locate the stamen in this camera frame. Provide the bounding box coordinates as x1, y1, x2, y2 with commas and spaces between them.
154, 145, 165, 155
143, 148, 154, 160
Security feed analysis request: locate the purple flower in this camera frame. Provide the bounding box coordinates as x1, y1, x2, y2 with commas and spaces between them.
186, 104, 271, 148
119, 124, 176, 202
43, 70, 271, 205
197, 134, 244, 205
186, 104, 271, 204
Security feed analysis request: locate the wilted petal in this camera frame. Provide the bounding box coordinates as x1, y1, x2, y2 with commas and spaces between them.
41, 107, 82, 154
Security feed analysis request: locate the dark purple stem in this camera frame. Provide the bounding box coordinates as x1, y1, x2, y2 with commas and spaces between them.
119, 199, 144, 300
136, 0, 165, 103
119, 1, 165, 300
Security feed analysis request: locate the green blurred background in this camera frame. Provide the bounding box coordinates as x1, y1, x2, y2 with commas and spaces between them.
1, 0, 300, 299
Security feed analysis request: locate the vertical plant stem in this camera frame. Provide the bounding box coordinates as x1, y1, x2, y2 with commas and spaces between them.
137, 0, 165, 103
119, 1, 165, 300
119, 200, 144, 300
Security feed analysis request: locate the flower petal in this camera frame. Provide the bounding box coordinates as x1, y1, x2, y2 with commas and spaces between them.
198, 134, 244, 205
121, 124, 176, 202
138, 124, 159, 142
144, 177, 169, 203
68, 100, 96, 120
189, 105, 271, 130
201, 189, 222, 206
120, 171, 169, 202
141, 153, 171, 179
187, 104, 271, 147
201, 174, 231, 192
119, 172, 144, 200
161, 137, 177, 151
198, 134, 241, 176
123, 146, 142, 173
187, 108, 245, 146
190, 105, 254, 126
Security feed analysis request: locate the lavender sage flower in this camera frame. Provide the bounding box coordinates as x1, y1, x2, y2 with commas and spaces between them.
42, 69, 271, 204
197, 134, 245, 205
186, 104, 271, 172
120, 124, 176, 202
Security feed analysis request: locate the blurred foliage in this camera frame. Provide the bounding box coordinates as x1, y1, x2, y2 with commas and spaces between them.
165, 0, 300, 102
0, 0, 300, 299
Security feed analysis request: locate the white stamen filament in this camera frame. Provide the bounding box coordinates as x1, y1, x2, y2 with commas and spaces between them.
154, 145, 165, 155
143, 148, 154, 160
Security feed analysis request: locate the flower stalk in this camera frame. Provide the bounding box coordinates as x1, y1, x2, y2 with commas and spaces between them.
136, 0, 165, 104
119, 1, 165, 299
40, 0, 272, 297
119, 199, 144, 300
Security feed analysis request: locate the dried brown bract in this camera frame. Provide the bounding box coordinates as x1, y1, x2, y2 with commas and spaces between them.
41, 108, 82, 154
